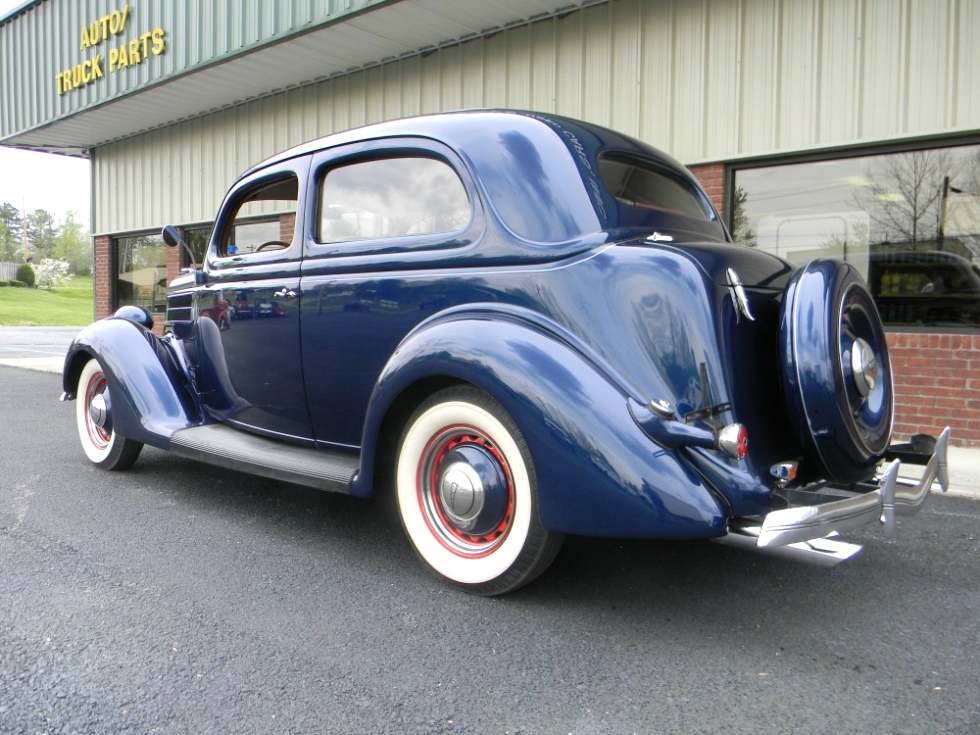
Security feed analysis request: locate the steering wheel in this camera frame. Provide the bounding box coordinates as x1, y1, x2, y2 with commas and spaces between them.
255, 240, 289, 252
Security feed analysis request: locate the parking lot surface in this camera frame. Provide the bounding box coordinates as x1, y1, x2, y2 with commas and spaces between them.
2, 365, 979, 734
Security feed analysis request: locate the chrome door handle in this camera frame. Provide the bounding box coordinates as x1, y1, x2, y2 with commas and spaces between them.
274, 288, 297, 298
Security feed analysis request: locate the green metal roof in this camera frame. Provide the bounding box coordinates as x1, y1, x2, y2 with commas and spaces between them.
0, 0, 606, 155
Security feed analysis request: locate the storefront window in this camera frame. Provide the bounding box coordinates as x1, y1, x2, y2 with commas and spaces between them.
114, 233, 168, 317
181, 225, 212, 268
733, 144, 980, 329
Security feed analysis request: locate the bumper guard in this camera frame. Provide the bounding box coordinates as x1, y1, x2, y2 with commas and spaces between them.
717, 427, 951, 566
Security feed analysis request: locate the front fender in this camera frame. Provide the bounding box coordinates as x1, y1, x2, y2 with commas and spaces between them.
358, 312, 729, 540
63, 318, 196, 449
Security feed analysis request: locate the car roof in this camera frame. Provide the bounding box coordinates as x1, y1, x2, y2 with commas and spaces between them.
239, 109, 703, 244
243, 109, 681, 176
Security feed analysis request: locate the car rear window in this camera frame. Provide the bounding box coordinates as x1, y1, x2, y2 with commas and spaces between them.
599, 155, 715, 221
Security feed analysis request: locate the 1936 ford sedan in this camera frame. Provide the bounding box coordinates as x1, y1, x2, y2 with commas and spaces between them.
62, 110, 950, 595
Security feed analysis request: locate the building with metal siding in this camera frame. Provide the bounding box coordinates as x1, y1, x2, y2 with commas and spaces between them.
2, 0, 979, 444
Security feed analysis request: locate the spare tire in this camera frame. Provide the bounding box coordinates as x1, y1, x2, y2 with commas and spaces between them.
779, 259, 893, 483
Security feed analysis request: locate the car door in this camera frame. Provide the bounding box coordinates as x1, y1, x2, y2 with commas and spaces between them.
299, 139, 484, 449
198, 156, 314, 441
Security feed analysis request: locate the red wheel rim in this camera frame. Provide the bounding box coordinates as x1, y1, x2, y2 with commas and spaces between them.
416, 424, 515, 558
84, 371, 111, 450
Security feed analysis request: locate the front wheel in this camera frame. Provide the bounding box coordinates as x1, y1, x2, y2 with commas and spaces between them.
395, 386, 563, 595
75, 358, 143, 470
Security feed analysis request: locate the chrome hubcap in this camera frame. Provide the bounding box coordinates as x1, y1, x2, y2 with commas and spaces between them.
850, 337, 879, 398
421, 429, 514, 555
438, 462, 485, 529
88, 391, 110, 429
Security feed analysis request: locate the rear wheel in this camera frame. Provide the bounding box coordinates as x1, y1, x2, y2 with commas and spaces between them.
75, 359, 143, 470
395, 386, 563, 595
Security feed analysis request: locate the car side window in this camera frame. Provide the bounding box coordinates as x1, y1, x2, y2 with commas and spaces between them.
219, 174, 299, 257
318, 156, 470, 244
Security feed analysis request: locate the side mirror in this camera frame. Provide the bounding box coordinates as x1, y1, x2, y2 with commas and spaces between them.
161, 224, 183, 249
162, 225, 206, 285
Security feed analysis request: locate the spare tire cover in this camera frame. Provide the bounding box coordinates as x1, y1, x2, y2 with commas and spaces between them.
779, 259, 893, 483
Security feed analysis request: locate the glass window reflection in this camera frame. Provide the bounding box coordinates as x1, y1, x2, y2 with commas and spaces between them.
115, 233, 168, 317
319, 157, 470, 244
219, 175, 299, 257
734, 145, 980, 329
181, 225, 212, 268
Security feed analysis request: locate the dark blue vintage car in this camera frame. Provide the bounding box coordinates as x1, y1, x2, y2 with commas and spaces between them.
62, 110, 949, 594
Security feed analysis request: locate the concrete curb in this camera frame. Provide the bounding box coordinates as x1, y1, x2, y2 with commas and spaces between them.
0, 357, 64, 373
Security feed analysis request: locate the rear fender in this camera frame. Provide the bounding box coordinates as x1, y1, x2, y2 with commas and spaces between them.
358, 311, 728, 539
63, 318, 197, 449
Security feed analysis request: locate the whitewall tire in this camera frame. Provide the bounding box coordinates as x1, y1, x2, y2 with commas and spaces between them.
75, 359, 143, 470
396, 386, 562, 595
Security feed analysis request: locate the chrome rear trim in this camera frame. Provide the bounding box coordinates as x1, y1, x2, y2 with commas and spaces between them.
715, 525, 864, 567
723, 426, 950, 556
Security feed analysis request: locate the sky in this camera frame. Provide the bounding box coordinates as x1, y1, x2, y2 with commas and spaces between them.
0, 0, 92, 230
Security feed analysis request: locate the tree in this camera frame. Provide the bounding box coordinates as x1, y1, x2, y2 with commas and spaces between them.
730, 186, 757, 247
35, 258, 74, 289
856, 150, 953, 247
26, 209, 58, 261
53, 211, 93, 275
0, 202, 21, 262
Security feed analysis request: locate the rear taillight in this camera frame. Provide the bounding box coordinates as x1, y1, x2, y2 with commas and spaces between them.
717, 423, 748, 460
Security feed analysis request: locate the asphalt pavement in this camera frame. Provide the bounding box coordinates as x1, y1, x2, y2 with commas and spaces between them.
1, 346, 979, 733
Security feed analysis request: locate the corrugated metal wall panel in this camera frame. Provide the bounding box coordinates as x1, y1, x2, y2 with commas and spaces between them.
554, 11, 585, 120
529, 21, 556, 115
956, 0, 980, 127
609, 1, 640, 135
816, 0, 859, 145
582, 4, 612, 129
671, 0, 708, 158
637, 2, 674, 153
739, 0, 777, 153
93, 0, 979, 235
907, 0, 951, 133
777, 0, 817, 149
704, 0, 741, 156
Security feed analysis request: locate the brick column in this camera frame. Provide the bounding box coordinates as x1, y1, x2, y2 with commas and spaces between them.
94, 235, 112, 321
687, 162, 726, 221
166, 239, 182, 285
280, 212, 296, 243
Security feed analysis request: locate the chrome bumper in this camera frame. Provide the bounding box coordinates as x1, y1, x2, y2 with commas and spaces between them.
717, 427, 950, 566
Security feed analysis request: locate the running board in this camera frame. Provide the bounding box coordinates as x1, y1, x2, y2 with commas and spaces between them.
170, 424, 359, 493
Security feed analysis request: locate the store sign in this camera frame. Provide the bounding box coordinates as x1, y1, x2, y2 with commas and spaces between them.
56, 4, 167, 95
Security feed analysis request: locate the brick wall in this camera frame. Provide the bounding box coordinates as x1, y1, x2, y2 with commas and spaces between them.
888, 333, 980, 447
688, 163, 726, 220
280, 212, 296, 243
94, 235, 112, 321
166, 240, 182, 285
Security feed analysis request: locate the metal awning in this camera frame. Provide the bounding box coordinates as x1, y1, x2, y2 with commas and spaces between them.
1, 0, 604, 156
